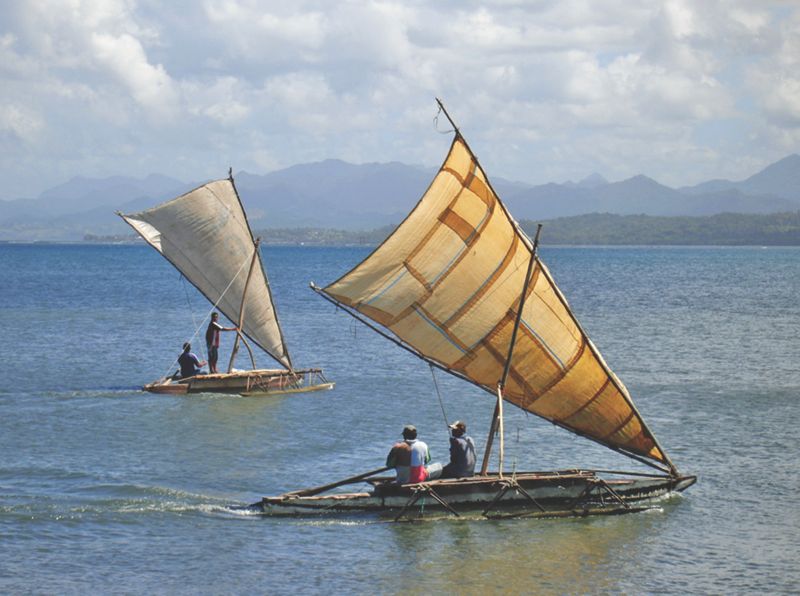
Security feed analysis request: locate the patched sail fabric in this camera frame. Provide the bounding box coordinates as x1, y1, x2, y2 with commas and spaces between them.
323, 136, 668, 467
121, 179, 291, 369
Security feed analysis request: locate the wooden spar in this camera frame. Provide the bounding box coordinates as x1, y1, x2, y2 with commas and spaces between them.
311, 283, 672, 475
480, 224, 542, 477
228, 240, 261, 373
281, 466, 390, 498
237, 331, 257, 370
535, 261, 679, 476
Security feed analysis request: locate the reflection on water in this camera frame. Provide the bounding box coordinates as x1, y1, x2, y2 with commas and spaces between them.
385, 512, 660, 594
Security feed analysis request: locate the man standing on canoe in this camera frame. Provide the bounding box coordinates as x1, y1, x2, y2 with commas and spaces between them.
442, 420, 476, 478
205, 312, 237, 374
386, 425, 442, 484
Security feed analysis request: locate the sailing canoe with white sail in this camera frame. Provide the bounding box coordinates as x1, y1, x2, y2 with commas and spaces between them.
119, 173, 333, 396
253, 100, 694, 517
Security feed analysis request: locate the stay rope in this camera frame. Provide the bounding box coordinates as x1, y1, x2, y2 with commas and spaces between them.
429, 363, 450, 431
181, 275, 205, 360
433, 106, 455, 135
158, 251, 254, 379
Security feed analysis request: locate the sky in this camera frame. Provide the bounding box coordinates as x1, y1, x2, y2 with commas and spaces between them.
1, 0, 799, 201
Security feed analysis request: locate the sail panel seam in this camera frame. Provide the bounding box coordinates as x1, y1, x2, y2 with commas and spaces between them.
411, 304, 469, 354
561, 378, 612, 423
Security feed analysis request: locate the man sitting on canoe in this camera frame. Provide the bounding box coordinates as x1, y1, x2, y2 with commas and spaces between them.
386, 425, 442, 484
177, 342, 206, 379
442, 420, 476, 478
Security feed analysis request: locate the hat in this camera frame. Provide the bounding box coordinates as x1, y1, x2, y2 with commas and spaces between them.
402, 425, 417, 439
449, 420, 466, 431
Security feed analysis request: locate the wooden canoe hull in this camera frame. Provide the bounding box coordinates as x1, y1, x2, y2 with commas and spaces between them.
143, 368, 334, 397
257, 470, 696, 519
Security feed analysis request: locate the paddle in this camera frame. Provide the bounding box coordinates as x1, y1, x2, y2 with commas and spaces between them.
281, 466, 391, 498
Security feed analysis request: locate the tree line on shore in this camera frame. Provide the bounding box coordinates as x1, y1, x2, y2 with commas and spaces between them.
85, 211, 800, 246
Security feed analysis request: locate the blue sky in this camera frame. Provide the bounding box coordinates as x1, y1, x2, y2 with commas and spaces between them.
1, 0, 798, 200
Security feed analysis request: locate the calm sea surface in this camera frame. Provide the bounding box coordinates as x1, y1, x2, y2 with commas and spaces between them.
1, 244, 798, 594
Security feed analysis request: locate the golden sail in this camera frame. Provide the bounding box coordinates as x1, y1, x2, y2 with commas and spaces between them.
321, 124, 674, 471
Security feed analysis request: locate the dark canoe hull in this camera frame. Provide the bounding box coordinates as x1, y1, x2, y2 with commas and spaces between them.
143, 368, 334, 396
256, 470, 696, 519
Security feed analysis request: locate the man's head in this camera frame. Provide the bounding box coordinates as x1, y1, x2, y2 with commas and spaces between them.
183, 342, 191, 352
211, 312, 219, 321
449, 420, 466, 436
402, 425, 417, 440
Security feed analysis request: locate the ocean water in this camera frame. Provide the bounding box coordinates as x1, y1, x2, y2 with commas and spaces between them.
1, 243, 798, 594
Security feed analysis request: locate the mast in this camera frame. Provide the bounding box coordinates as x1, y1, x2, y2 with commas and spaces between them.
480, 224, 542, 476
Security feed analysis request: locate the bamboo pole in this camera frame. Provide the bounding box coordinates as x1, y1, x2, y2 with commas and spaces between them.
281, 466, 390, 498
237, 331, 257, 369
497, 383, 505, 477
228, 240, 261, 373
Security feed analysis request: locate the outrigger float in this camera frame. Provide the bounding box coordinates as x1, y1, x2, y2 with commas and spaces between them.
252, 99, 695, 519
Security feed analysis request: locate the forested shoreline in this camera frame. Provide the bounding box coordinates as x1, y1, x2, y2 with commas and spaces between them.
83, 211, 800, 246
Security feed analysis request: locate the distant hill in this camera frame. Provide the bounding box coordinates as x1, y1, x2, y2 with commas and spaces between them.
505, 171, 799, 220
680, 154, 800, 199
1, 153, 798, 241
522, 211, 800, 246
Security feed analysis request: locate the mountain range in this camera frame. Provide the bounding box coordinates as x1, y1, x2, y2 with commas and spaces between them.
1, 154, 798, 241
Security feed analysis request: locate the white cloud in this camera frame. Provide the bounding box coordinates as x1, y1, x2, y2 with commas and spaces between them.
0, 104, 44, 142
91, 32, 178, 114
0, 0, 798, 198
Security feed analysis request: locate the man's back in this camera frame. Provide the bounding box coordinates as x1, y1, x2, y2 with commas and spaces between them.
448, 435, 476, 477
178, 352, 199, 378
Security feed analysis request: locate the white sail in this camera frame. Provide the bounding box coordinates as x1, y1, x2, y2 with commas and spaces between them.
121, 178, 291, 369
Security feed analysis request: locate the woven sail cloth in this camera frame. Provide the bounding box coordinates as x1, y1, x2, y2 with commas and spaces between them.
121, 179, 291, 369
324, 136, 666, 466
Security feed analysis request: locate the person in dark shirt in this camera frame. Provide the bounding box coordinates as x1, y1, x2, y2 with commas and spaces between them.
177, 342, 206, 379
442, 420, 476, 479
205, 312, 237, 374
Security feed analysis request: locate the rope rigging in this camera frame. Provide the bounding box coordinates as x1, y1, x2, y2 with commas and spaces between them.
158, 250, 254, 379
433, 105, 455, 135
429, 363, 449, 431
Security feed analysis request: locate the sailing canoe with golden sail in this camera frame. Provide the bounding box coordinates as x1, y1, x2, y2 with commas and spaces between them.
254, 100, 694, 518
119, 172, 333, 397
